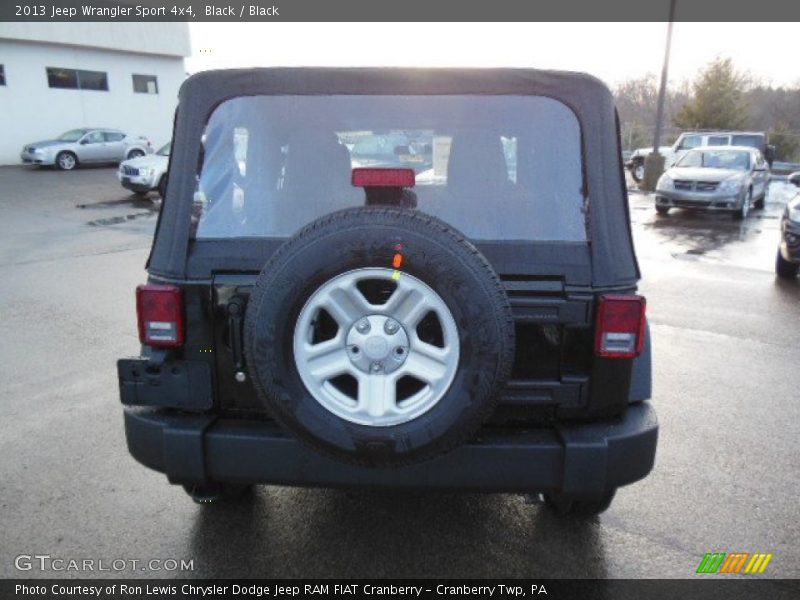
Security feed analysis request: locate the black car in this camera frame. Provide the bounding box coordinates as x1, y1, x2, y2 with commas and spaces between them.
118, 68, 657, 516
777, 172, 800, 279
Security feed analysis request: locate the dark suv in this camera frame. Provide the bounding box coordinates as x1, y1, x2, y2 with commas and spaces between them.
118, 68, 657, 515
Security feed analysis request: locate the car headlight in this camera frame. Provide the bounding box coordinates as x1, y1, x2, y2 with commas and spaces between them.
718, 178, 743, 194
656, 174, 673, 191
788, 206, 800, 223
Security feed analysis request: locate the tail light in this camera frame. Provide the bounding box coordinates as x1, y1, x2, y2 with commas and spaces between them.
136, 284, 184, 347
594, 294, 646, 359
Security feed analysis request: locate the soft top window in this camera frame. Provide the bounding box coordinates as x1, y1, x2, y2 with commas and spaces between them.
193, 94, 587, 242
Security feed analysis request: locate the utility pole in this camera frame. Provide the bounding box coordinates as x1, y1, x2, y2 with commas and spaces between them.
641, 0, 677, 192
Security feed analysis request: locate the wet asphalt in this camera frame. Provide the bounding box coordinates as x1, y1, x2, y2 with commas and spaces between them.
0, 165, 797, 580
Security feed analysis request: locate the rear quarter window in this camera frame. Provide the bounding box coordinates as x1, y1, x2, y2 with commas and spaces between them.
193, 94, 587, 242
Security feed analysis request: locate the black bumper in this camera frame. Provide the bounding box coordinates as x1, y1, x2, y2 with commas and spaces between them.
123, 402, 658, 494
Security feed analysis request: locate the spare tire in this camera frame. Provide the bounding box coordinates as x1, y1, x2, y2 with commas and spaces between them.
244, 207, 514, 467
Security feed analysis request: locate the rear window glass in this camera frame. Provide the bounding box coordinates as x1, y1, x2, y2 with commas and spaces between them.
193, 95, 587, 241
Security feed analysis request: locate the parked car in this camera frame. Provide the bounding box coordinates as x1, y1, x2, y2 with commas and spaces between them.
654, 146, 770, 219
118, 68, 657, 515
776, 171, 800, 279
626, 131, 775, 182
626, 145, 672, 182
20, 128, 152, 171
118, 143, 170, 197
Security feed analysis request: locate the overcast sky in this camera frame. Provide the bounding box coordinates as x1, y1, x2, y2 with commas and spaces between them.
186, 22, 799, 89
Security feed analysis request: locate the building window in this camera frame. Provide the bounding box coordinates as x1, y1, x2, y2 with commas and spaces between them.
0, 65, 5, 86
78, 70, 109, 91
132, 74, 158, 94
46, 67, 108, 91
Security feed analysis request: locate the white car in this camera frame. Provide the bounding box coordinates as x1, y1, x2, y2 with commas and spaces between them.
118, 143, 170, 197
21, 128, 153, 170
626, 131, 774, 182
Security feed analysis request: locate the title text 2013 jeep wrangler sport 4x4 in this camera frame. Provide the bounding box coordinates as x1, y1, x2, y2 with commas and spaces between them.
118, 68, 657, 515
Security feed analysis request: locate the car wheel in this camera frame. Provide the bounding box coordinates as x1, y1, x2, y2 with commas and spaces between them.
244, 207, 515, 467
733, 190, 751, 220
655, 205, 670, 216
55, 151, 77, 171
158, 175, 167, 199
183, 483, 253, 504
631, 160, 645, 183
544, 489, 617, 517
776, 250, 799, 279
127, 149, 145, 160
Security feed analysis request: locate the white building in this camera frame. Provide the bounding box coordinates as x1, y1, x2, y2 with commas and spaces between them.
0, 23, 190, 165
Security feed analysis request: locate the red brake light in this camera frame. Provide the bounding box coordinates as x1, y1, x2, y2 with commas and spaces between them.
136, 284, 184, 347
352, 168, 415, 188
594, 294, 646, 359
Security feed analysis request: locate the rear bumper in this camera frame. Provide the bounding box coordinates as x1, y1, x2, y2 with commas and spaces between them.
123, 402, 658, 494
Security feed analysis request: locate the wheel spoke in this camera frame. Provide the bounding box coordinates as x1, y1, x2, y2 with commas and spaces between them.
356, 374, 397, 419
401, 337, 450, 383
321, 283, 370, 328
384, 283, 437, 328
303, 341, 351, 383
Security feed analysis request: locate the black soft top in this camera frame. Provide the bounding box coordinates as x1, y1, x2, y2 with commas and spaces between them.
149, 67, 639, 288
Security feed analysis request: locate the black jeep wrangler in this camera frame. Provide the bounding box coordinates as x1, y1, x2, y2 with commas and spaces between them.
118, 68, 657, 515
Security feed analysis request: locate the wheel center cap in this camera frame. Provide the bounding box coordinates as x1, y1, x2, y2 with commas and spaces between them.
345, 314, 409, 374
364, 336, 389, 360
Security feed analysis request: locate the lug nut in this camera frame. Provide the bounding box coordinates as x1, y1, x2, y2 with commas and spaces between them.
384, 319, 400, 335
356, 319, 371, 334
350, 346, 360, 354
394, 347, 406, 356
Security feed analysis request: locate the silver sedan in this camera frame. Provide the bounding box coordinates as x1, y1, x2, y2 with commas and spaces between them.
654, 146, 770, 220
20, 128, 153, 171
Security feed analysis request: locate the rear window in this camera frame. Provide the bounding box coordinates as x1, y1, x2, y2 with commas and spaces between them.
193, 95, 587, 241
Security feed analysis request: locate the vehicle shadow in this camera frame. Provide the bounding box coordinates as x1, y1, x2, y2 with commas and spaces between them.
187, 488, 608, 579
774, 274, 800, 291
